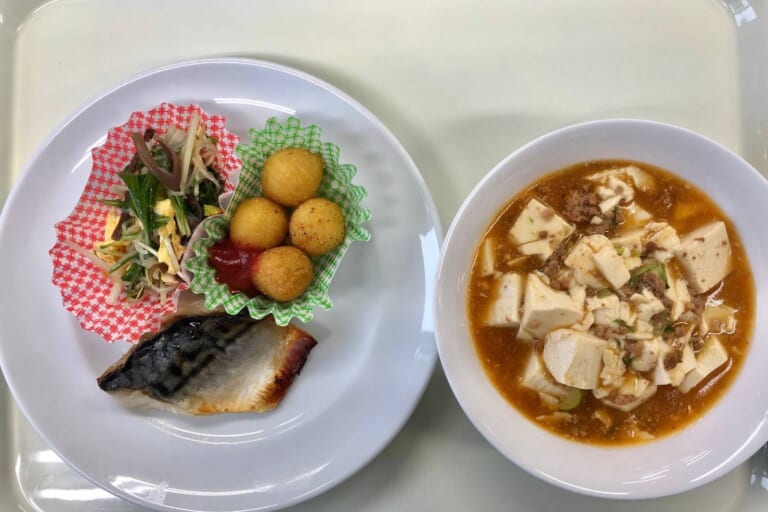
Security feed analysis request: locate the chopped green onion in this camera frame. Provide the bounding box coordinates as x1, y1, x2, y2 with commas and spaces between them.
629, 259, 668, 288
108, 251, 139, 273
558, 388, 583, 411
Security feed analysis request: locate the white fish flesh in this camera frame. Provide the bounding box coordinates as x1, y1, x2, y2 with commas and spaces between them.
97, 312, 317, 414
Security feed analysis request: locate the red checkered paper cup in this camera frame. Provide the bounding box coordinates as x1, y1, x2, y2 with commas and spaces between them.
49, 103, 240, 342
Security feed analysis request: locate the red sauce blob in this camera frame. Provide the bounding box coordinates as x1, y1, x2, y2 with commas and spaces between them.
208, 238, 262, 296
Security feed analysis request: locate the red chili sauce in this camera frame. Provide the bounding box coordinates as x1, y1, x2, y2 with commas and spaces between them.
207, 238, 262, 296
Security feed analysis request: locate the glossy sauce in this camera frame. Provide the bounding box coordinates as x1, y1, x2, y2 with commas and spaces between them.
467, 160, 755, 445
208, 238, 262, 296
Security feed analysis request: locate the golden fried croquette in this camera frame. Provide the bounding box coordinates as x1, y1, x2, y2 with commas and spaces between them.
230, 197, 288, 250
251, 246, 314, 301
262, 148, 324, 206
289, 198, 346, 256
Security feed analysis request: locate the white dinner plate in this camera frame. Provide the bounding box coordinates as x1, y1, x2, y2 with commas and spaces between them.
0, 58, 441, 511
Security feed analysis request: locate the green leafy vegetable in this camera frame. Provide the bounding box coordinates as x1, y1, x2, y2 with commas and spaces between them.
108, 251, 139, 273
150, 145, 171, 171
100, 198, 127, 209
170, 194, 190, 237
120, 171, 164, 247
121, 261, 145, 299
596, 288, 613, 298
198, 177, 221, 206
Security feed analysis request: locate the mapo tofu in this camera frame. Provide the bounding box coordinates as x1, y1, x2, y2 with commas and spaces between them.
467, 160, 754, 444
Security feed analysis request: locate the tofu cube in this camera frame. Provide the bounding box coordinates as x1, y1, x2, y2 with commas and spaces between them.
518, 238, 558, 260
568, 284, 587, 309
564, 235, 612, 288
599, 194, 622, 214
478, 238, 496, 277
597, 175, 635, 214
654, 342, 696, 386
629, 338, 661, 372
611, 231, 643, 257
521, 351, 568, 399
517, 273, 584, 340
611, 230, 644, 269
542, 329, 607, 389
572, 310, 595, 332
586, 294, 621, 326
592, 244, 631, 290
508, 198, 574, 260
679, 336, 729, 393
630, 290, 665, 323
645, 222, 681, 262
674, 221, 733, 293
599, 346, 626, 389
587, 166, 655, 192
626, 319, 654, 340
618, 374, 653, 398
664, 266, 692, 321
624, 166, 656, 192
599, 380, 658, 412
485, 273, 525, 327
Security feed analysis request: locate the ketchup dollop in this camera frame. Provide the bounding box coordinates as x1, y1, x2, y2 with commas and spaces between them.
207, 238, 262, 296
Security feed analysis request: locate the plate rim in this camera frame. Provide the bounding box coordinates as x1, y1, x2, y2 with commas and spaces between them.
0, 57, 443, 511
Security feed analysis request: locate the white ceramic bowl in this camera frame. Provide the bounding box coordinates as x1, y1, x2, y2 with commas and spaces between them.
434, 119, 768, 499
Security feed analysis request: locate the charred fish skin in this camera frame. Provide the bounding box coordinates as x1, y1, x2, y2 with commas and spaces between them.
97, 314, 255, 398
97, 314, 318, 414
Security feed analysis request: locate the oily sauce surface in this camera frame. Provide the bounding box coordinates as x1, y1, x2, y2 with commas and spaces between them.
467, 160, 755, 444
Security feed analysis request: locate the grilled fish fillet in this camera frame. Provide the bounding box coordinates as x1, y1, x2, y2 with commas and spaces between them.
97, 313, 317, 414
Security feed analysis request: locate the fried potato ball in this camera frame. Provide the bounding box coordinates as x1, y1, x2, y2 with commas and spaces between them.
230, 197, 288, 250
262, 148, 324, 206
289, 198, 346, 256
252, 246, 314, 301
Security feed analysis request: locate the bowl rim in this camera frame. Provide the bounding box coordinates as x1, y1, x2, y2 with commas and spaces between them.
434, 118, 768, 499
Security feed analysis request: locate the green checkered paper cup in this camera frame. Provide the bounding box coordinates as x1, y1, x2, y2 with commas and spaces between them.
185, 116, 372, 325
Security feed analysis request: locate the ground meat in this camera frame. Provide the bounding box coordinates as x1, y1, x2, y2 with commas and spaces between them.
548, 273, 571, 291
616, 284, 632, 300
592, 324, 616, 340
638, 271, 666, 299
673, 323, 688, 337
690, 334, 704, 353
541, 241, 568, 288
584, 208, 624, 236
643, 240, 659, 256
562, 183, 624, 236
563, 184, 601, 223
678, 310, 699, 325
584, 223, 609, 235
650, 311, 674, 340
664, 343, 684, 370
625, 340, 643, 358
686, 295, 706, 315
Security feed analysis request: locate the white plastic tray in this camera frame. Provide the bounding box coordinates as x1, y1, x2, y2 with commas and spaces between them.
1, 0, 767, 510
